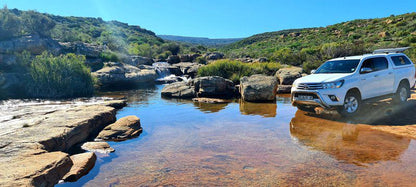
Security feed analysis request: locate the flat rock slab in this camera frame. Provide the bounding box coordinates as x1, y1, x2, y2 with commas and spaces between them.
1, 151, 72, 187
81, 141, 115, 154
97, 115, 142, 141
63, 152, 97, 182
0, 99, 125, 186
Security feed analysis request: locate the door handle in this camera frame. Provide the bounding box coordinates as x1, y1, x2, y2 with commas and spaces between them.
374, 74, 379, 77
388, 72, 393, 75
361, 78, 366, 80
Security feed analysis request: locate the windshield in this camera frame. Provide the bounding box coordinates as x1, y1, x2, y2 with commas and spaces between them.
315, 60, 360, 74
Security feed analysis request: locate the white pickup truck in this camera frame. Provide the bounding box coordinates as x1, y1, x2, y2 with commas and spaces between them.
291, 47, 415, 116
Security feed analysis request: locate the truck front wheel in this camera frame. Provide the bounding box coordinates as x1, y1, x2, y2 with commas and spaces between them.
337, 91, 361, 117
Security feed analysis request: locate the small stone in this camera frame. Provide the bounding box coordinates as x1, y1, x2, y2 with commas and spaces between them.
81, 142, 115, 154
96, 115, 142, 141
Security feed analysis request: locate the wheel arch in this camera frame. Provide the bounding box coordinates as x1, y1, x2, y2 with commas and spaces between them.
346, 87, 362, 100
396, 79, 411, 97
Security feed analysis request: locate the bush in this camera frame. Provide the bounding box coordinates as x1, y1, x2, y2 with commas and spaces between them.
197, 59, 281, 83
28, 52, 94, 98
100, 51, 120, 62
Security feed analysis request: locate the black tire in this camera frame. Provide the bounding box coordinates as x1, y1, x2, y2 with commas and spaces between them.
297, 105, 316, 113
337, 91, 361, 117
393, 82, 410, 104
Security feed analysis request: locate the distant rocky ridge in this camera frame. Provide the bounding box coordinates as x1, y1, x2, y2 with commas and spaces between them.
158, 35, 243, 46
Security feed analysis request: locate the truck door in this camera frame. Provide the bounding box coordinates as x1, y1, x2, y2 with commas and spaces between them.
359, 57, 392, 98
359, 58, 378, 99
373, 57, 394, 95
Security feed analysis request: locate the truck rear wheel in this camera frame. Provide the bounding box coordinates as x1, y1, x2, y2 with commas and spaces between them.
338, 91, 361, 117
393, 82, 410, 104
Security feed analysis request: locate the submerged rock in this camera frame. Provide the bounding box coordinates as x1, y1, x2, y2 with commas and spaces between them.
81, 142, 115, 154
97, 115, 142, 141
161, 82, 195, 98
63, 152, 97, 182
240, 74, 278, 102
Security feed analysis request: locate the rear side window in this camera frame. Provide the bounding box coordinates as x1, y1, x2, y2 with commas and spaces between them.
391, 56, 412, 66
361, 57, 388, 72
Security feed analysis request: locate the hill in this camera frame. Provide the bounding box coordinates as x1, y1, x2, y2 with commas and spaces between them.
221, 13, 416, 72
158, 35, 243, 46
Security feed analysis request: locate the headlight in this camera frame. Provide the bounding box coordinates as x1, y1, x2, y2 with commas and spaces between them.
323, 80, 344, 89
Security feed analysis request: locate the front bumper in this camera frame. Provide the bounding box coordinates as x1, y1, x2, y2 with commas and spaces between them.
291, 89, 345, 109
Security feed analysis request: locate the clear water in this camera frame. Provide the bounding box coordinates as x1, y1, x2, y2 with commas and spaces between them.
59, 85, 416, 186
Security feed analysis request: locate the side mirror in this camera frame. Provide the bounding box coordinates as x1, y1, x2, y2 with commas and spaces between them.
360, 67, 373, 74
310, 69, 316, 74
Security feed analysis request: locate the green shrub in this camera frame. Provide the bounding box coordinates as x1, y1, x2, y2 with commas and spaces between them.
197, 59, 280, 83
28, 52, 94, 98
100, 51, 120, 62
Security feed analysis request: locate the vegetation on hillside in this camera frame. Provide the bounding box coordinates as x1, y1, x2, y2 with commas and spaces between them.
0, 6, 205, 59
221, 13, 416, 72
198, 59, 281, 83
28, 52, 95, 98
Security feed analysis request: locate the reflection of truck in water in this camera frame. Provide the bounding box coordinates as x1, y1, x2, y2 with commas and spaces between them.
291, 47, 415, 116
289, 110, 411, 165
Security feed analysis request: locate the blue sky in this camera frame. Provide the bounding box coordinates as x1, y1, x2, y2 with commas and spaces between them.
1, 0, 415, 38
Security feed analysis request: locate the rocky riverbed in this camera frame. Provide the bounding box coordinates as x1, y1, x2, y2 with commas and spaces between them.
0, 98, 126, 186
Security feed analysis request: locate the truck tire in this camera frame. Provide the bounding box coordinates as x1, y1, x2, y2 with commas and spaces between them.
393, 82, 410, 104
337, 91, 361, 117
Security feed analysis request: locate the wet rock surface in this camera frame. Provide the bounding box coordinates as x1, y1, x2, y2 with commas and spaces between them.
81, 142, 115, 154
93, 62, 157, 86
161, 76, 235, 98
0, 98, 125, 186
63, 152, 97, 182
97, 115, 142, 141
240, 74, 278, 102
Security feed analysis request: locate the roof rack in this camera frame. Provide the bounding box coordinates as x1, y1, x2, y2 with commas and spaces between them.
373, 47, 411, 54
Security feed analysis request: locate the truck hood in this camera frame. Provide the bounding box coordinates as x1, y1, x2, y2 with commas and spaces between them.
295, 73, 351, 84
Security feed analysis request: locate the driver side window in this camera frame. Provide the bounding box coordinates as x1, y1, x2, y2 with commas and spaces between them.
361, 57, 388, 73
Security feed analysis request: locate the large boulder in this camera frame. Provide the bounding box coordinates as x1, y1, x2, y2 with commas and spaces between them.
192, 76, 235, 98
275, 67, 302, 85
93, 62, 157, 86
60, 42, 105, 58
161, 76, 235, 98
167, 55, 180, 64
161, 82, 195, 98
0, 35, 62, 55
96, 115, 142, 141
203, 52, 224, 60
127, 56, 154, 66
179, 54, 201, 62
240, 74, 278, 102
62, 152, 97, 182
173, 62, 203, 78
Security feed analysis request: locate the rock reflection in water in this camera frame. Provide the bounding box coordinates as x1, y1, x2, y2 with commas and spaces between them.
290, 110, 411, 165
193, 102, 229, 113
97, 85, 157, 104
239, 100, 277, 117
